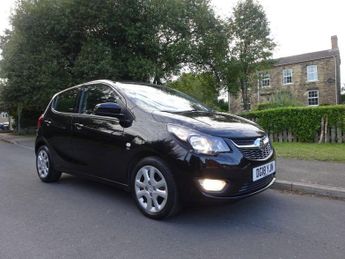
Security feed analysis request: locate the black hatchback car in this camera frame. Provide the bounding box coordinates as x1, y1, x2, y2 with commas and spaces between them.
35, 80, 276, 219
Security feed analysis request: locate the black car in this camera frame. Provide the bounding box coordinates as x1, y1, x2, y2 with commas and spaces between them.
35, 80, 276, 219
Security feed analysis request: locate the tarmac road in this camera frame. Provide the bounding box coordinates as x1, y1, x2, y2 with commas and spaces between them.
0, 140, 345, 259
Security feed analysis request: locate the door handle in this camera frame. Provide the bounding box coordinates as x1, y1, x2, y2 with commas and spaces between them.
44, 120, 52, 126
74, 123, 84, 130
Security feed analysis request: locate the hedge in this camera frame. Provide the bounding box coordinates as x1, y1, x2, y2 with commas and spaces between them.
242, 105, 345, 142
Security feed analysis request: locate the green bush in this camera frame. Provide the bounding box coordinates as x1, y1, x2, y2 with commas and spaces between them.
255, 102, 286, 110
242, 105, 345, 142
216, 99, 229, 112
254, 90, 302, 110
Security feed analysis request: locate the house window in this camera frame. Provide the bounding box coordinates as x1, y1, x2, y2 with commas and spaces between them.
307, 65, 318, 82
260, 73, 270, 87
282, 69, 293, 85
307, 90, 319, 106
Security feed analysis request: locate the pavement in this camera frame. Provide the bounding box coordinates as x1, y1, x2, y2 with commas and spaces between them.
1, 132, 345, 200
276, 158, 345, 200
0, 132, 35, 150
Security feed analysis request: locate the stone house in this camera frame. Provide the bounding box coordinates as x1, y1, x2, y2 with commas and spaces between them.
229, 35, 341, 112
255, 35, 341, 107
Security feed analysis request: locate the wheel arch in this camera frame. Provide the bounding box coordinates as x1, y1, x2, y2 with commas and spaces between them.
126, 149, 166, 190
35, 139, 47, 154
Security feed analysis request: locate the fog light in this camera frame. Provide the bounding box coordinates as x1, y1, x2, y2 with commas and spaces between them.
198, 179, 227, 192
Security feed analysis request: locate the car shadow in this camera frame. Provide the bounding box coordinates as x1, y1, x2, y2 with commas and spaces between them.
54, 173, 134, 212
58, 173, 131, 199
56, 173, 282, 228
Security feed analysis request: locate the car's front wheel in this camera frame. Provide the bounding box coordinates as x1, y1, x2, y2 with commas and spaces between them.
36, 145, 61, 182
132, 157, 180, 219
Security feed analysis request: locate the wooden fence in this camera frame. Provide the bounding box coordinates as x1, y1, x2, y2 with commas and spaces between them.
267, 126, 345, 143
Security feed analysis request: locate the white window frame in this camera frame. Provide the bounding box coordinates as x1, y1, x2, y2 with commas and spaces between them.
282, 69, 293, 85
307, 65, 318, 82
260, 73, 270, 88
307, 90, 319, 106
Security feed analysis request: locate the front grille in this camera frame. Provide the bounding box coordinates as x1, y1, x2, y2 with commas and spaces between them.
237, 175, 274, 195
231, 137, 258, 146
238, 142, 273, 161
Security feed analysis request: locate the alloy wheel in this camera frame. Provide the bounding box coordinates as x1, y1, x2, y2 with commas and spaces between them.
37, 149, 50, 178
134, 165, 168, 214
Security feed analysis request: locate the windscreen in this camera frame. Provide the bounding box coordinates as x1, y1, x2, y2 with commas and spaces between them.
117, 83, 210, 113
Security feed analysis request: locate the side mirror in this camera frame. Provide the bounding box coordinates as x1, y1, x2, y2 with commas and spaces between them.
94, 102, 123, 118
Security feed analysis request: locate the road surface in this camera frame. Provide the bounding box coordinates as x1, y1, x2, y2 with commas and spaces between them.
0, 140, 344, 259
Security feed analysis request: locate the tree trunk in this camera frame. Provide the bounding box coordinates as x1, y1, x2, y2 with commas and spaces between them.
17, 104, 22, 134
240, 79, 245, 110
240, 79, 250, 111
318, 115, 325, 144
245, 81, 249, 110
227, 90, 231, 113
153, 75, 162, 85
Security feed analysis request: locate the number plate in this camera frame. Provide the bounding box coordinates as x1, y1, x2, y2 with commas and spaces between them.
252, 161, 275, 182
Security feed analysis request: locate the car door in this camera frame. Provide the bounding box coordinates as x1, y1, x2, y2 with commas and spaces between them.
71, 83, 129, 183
43, 87, 81, 173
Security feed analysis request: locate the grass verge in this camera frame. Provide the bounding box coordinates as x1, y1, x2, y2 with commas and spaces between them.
273, 142, 345, 162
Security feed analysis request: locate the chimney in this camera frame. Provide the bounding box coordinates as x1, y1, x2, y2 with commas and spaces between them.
331, 35, 338, 49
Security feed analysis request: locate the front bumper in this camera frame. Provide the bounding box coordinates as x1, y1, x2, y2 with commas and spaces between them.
175, 144, 277, 202
197, 176, 276, 200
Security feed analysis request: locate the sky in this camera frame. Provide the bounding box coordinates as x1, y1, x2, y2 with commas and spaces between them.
0, 0, 344, 86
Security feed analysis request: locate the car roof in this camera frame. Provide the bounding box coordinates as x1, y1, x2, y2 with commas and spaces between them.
54, 80, 166, 96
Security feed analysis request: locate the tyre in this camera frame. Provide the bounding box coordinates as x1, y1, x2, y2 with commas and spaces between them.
36, 145, 61, 182
132, 157, 180, 219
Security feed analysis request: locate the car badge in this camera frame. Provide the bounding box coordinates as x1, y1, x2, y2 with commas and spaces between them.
254, 136, 268, 149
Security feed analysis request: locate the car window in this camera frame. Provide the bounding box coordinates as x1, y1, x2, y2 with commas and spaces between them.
81, 84, 120, 114
116, 83, 210, 113
53, 88, 80, 113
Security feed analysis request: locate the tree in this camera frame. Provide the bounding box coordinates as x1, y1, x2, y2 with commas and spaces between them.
168, 72, 220, 109
229, 0, 275, 110
0, 0, 225, 129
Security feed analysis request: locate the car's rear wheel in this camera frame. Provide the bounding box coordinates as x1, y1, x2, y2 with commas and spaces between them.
36, 145, 61, 182
132, 157, 179, 219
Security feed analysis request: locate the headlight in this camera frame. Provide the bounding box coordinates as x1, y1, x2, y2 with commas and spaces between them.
167, 124, 230, 155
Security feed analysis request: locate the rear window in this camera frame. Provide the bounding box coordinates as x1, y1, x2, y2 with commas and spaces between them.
53, 88, 79, 113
